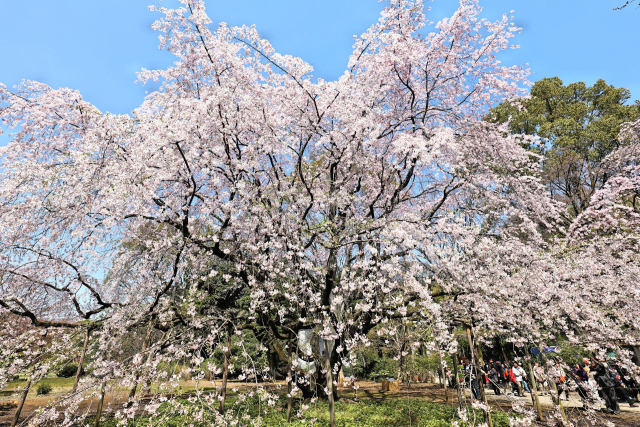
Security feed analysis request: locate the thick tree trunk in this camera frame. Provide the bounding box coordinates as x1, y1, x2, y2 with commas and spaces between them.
500, 339, 508, 363
467, 326, 493, 427
11, 376, 32, 427
73, 327, 90, 394
298, 337, 342, 403
285, 332, 298, 422
219, 324, 232, 414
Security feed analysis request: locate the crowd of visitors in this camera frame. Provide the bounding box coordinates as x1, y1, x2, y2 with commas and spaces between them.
450, 357, 640, 415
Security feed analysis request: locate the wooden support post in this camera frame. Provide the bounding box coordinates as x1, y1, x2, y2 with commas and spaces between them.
526, 360, 544, 422
538, 343, 568, 425
73, 327, 90, 394
324, 339, 336, 427
219, 324, 232, 414
452, 353, 464, 410
94, 381, 106, 427
11, 376, 32, 427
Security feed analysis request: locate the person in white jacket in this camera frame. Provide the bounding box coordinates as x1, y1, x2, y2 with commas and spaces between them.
512, 363, 530, 395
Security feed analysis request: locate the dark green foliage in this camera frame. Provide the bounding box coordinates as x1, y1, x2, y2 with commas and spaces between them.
57, 364, 81, 378
350, 344, 397, 381
542, 339, 593, 367
488, 77, 640, 218
367, 356, 398, 381
36, 383, 52, 395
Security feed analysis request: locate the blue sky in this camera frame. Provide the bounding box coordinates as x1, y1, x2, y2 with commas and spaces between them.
0, 0, 638, 142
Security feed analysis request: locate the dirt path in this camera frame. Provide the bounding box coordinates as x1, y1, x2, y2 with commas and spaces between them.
0, 380, 282, 426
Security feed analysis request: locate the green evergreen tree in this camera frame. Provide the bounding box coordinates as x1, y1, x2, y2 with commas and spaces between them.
488, 77, 640, 218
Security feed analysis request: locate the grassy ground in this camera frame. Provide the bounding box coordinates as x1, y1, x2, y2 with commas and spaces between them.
262, 399, 512, 427
1, 376, 74, 397
94, 397, 513, 427
2, 378, 512, 426
4, 379, 640, 426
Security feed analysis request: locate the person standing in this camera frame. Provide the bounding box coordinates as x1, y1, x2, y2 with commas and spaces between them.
507, 363, 520, 396
573, 363, 589, 401
512, 362, 530, 395
499, 362, 509, 393
533, 361, 548, 395
551, 360, 569, 401
594, 360, 620, 414
488, 364, 501, 395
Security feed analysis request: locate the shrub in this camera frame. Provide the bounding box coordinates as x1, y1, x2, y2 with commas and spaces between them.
57, 364, 80, 378
368, 357, 399, 381
36, 383, 52, 395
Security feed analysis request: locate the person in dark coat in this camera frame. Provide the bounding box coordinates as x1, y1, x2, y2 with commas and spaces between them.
488, 365, 501, 395
593, 360, 620, 414
619, 365, 640, 402
610, 365, 639, 407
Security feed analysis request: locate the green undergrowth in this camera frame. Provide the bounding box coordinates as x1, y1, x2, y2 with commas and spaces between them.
2, 377, 74, 397
97, 396, 514, 426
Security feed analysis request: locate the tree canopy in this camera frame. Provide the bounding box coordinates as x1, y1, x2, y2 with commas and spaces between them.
488, 77, 640, 218
0, 1, 639, 426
